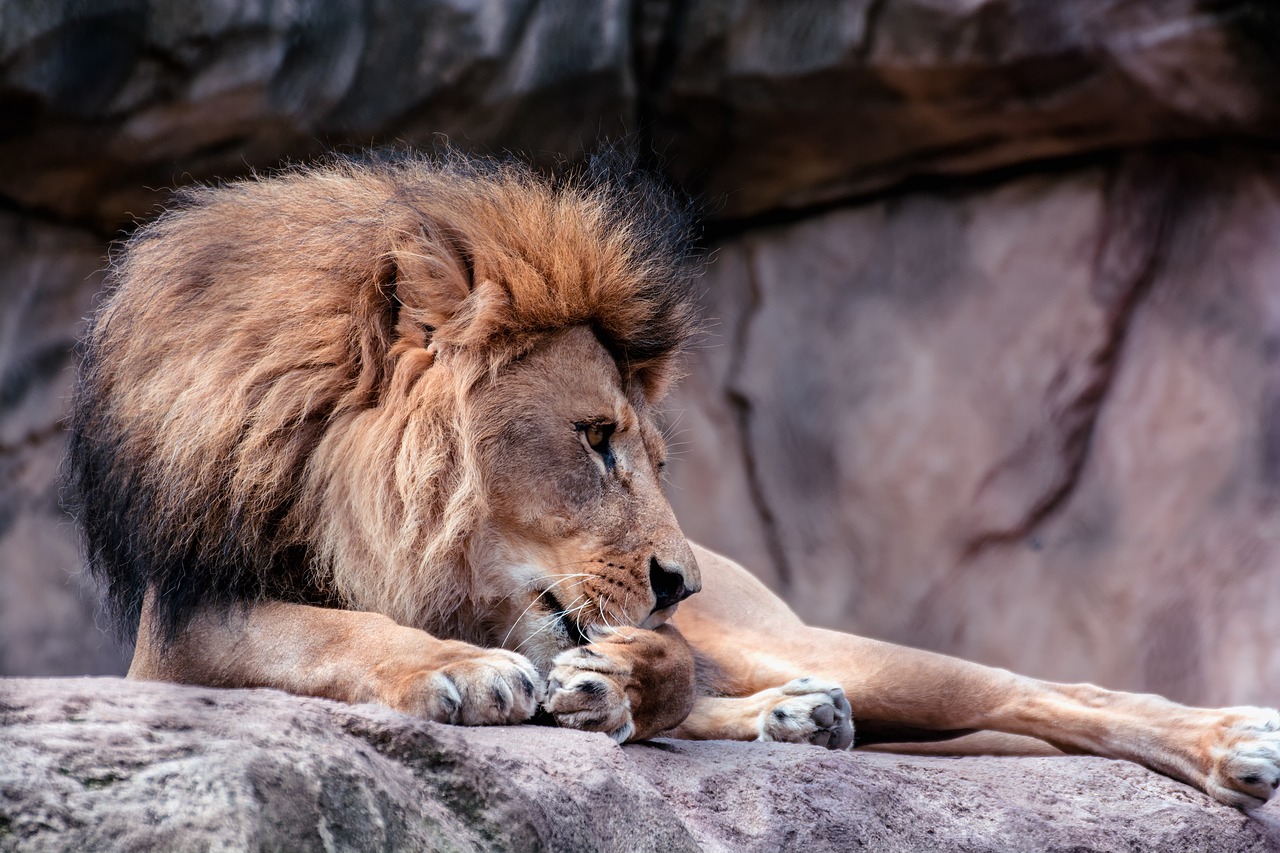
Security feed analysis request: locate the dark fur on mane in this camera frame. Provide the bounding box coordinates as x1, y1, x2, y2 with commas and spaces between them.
65, 148, 701, 646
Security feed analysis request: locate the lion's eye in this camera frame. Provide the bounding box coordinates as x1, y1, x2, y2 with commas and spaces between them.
577, 421, 616, 471
583, 423, 612, 451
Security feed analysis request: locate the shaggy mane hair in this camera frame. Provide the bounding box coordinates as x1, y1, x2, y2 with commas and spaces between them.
67, 151, 700, 645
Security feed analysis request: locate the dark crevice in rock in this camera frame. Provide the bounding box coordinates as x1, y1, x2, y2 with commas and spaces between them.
725, 244, 792, 589
629, 0, 692, 165
702, 137, 1279, 245
961, 154, 1185, 558
856, 0, 890, 62
0, 192, 117, 241
1205, 0, 1280, 107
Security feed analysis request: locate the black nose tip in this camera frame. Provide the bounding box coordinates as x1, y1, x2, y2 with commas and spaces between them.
649, 557, 692, 612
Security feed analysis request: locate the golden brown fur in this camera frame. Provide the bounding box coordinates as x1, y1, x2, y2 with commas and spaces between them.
70, 152, 1280, 810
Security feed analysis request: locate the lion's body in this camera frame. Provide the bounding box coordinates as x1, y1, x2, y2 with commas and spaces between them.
69, 153, 1280, 808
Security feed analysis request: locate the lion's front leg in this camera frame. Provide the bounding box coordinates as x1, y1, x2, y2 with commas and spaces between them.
544, 624, 695, 742
129, 593, 543, 726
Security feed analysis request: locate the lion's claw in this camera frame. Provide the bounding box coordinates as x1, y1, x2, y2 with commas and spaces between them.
401, 649, 543, 726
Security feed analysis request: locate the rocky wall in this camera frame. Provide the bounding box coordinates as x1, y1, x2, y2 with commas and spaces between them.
1, 0, 1278, 712
666, 147, 1280, 705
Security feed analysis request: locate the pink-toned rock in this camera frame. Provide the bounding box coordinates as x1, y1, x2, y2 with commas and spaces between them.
666, 147, 1280, 706
3, 677, 1279, 852
0, 214, 125, 677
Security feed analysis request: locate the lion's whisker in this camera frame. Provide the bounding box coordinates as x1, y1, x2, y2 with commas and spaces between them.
512, 614, 562, 653
511, 615, 559, 654
560, 597, 593, 625
556, 596, 597, 641
489, 569, 596, 613
591, 593, 624, 640
513, 593, 587, 653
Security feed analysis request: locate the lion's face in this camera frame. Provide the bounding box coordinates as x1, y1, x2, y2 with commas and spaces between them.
469, 326, 699, 669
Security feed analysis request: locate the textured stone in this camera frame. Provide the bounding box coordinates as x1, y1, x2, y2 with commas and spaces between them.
0, 0, 634, 229
0, 213, 125, 677
3, 678, 1279, 853
4, 1, 1278, 228
647, 0, 1280, 217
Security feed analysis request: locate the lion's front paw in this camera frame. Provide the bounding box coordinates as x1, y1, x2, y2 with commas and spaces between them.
757, 677, 855, 750
1204, 706, 1280, 809
395, 649, 543, 726
545, 646, 635, 743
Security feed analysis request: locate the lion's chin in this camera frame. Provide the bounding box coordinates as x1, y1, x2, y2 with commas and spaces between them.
638, 607, 676, 631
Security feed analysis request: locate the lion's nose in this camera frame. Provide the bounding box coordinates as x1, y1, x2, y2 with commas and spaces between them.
649, 556, 695, 612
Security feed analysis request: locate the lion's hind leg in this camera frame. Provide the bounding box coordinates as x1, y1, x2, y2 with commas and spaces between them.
670, 677, 855, 750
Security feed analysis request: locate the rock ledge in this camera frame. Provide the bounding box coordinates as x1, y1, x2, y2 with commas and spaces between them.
2, 678, 1279, 852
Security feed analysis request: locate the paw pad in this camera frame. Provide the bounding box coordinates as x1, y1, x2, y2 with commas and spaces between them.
758, 678, 854, 750
546, 648, 635, 743
1204, 706, 1280, 809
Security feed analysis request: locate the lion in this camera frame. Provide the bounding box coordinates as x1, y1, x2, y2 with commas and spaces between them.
67, 151, 1280, 809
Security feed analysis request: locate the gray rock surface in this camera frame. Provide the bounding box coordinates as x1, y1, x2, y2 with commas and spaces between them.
3, 677, 1280, 853
3, 1, 1276, 229
648, 0, 1280, 217
0, 0, 635, 229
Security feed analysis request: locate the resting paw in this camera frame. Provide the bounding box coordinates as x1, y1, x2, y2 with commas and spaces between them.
756, 677, 855, 750
396, 649, 543, 726
546, 646, 635, 743
1204, 706, 1280, 809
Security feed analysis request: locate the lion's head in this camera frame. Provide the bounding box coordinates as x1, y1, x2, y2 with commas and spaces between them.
68, 151, 702, 672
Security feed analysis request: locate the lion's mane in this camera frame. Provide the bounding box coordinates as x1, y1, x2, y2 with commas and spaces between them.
67, 152, 699, 645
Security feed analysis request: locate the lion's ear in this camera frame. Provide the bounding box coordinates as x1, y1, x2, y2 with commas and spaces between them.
389, 234, 474, 337
433, 279, 515, 351
389, 235, 513, 354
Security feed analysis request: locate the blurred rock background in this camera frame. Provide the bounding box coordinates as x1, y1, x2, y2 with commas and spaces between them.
1, 0, 1278, 708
